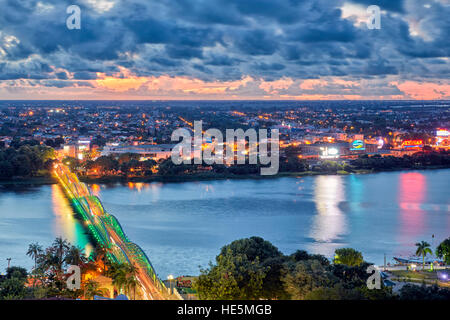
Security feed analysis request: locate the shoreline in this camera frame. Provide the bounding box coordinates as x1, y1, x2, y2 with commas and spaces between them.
0, 165, 449, 186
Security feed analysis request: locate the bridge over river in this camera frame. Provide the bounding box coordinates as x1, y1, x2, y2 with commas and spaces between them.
54, 163, 174, 300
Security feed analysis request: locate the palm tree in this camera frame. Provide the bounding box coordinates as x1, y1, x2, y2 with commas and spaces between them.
93, 245, 108, 273
106, 262, 128, 295
84, 279, 108, 300
26, 242, 43, 270
415, 241, 433, 270
125, 275, 139, 300
52, 237, 70, 270
124, 264, 139, 300
65, 246, 87, 266
106, 262, 139, 298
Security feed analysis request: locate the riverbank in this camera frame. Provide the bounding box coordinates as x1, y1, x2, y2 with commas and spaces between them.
1, 165, 449, 186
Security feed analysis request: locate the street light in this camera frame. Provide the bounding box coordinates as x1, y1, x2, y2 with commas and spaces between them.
167, 274, 174, 295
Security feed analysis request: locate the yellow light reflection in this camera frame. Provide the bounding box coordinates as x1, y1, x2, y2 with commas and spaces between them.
51, 184, 93, 257
91, 184, 101, 196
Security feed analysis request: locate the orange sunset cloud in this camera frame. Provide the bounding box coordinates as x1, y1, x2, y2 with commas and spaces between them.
391, 81, 450, 100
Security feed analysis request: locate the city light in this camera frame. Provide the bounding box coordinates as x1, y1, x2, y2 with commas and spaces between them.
320, 147, 339, 159
377, 138, 384, 149
350, 140, 365, 151
438, 272, 449, 282
401, 140, 423, 149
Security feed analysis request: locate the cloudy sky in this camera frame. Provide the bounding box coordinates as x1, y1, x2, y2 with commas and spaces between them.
0, 0, 449, 100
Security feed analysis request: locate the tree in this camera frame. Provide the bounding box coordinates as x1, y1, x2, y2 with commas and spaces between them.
399, 284, 450, 300
436, 237, 450, 265
62, 157, 80, 171
105, 262, 138, 298
194, 237, 283, 300
124, 266, 139, 300
0, 267, 28, 300
27, 242, 43, 271
415, 241, 433, 270
218, 237, 283, 263
333, 248, 364, 267
195, 253, 266, 300
83, 279, 108, 300
36, 237, 72, 292
65, 245, 87, 266
6, 266, 28, 281
53, 237, 71, 273
282, 259, 335, 299
0, 278, 28, 300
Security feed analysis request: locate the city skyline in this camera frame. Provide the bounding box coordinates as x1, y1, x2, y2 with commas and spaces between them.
0, 0, 449, 100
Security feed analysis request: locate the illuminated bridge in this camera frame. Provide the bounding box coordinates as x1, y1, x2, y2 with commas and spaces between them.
54, 163, 172, 300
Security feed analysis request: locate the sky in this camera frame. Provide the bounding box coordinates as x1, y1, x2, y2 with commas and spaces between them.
0, 0, 449, 100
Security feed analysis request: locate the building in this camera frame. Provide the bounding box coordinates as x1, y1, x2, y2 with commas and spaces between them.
300, 142, 350, 159
61, 138, 91, 160
101, 144, 178, 161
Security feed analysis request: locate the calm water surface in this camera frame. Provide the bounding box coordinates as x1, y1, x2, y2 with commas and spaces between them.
0, 170, 449, 278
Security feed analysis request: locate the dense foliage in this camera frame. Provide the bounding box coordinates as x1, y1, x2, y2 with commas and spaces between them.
436, 238, 450, 265
350, 152, 450, 171
81, 154, 156, 177
333, 248, 364, 267
194, 237, 450, 300
0, 141, 56, 179
399, 284, 450, 300
194, 237, 395, 300
155, 151, 450, 177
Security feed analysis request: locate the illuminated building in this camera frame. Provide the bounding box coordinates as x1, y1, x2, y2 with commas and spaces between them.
401, 140, 423, 150
320, 146, 340, 159
436, 129, 449, 147
101, 143, 178, 161
62, 144, 77, 158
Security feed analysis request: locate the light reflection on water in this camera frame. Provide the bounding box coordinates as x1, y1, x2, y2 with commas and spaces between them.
307, 175, 347, 257
398, 172, 426, 245
51, 185, 93, 257
0, 169, 449, 277
0, 184, 92, 271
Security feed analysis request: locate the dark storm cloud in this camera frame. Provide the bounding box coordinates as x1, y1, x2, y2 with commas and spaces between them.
0, 0, 448, 86
72, 71, 98, 80
349, 0, 405, 13
36, 79, 94, 88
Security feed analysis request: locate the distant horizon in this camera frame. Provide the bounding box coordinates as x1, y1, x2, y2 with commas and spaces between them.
0, 98, 449, 102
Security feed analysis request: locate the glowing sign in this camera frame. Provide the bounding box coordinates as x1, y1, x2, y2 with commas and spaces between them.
328, 147, 338, 155
350, 140, 365, 151
401, 140, 423, 149
377, 138, 384, 149
436, 129, 449, 137
320, 147, 339, 159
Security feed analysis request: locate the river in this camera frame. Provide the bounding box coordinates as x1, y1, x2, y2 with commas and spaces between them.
0, 169, 449, 278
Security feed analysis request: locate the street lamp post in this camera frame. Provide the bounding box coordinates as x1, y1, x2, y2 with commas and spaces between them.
167, 274, 174, 295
